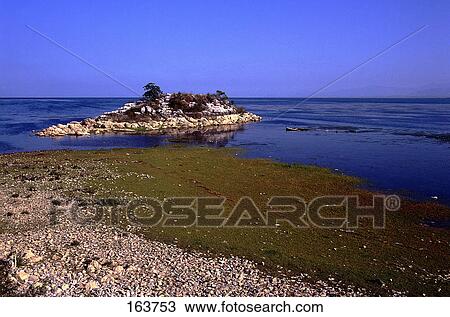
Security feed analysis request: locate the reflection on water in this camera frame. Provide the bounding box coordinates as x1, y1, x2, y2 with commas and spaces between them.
50, 123, 245, 149
166, 124, 244, 146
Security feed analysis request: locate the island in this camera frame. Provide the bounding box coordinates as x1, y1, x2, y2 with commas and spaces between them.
36, 83, 261, 137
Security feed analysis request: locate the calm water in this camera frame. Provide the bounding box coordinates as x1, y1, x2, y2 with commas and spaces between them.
0, 98, 449, 204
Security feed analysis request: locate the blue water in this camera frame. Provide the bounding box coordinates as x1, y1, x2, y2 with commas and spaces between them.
0, 98, 449, 205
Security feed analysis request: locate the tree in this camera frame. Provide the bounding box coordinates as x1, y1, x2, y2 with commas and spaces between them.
215, 90, 228, 100
143, 83, 163, 102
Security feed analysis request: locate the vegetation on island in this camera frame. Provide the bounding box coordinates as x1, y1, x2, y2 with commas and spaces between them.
142, 83, 163, 102
136, 82, 245, 116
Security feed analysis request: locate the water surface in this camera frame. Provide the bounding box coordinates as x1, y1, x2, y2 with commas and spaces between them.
0, 97, 449, 204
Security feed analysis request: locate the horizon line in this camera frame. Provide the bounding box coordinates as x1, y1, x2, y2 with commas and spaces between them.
1, 96, 449, 99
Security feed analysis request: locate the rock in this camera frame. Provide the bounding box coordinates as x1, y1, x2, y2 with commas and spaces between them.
369, 278, 385, 287
23, 249, 35, 260
23, 249, 43, 264
88, 260, 101, 272
30, 255, 43, 263
17, 270, 29, 282
92, 260, 101, 270
28, 275, 39, 283
114, 265, 124, 274
101, 274, 115, 283
82, 118, 96, 126
69, 240, 80, 247
85, 280, 99, 292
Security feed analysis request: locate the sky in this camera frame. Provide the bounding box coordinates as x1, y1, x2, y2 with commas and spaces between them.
0, 0, 449, 97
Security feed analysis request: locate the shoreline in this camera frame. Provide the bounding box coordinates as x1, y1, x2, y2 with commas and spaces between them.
4, 142, 448, 208
0, 146, 449, 296
0, 146, 445, 208
35, 113, 261, 137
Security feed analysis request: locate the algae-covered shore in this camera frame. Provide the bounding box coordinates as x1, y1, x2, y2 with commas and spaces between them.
0, 146, 449, 296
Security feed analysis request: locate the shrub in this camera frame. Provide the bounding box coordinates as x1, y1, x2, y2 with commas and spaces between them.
216, 90, 228, 101
144, 100, 160, 110
235, 106, 246, 114
142, 83, 163, 102
190, 102, 207, 113
168, 93, 208, 113
168, 93, 189, 111
206, 93, 215, 102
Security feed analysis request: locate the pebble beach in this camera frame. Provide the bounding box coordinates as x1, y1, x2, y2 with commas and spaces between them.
0, 190, 363, 296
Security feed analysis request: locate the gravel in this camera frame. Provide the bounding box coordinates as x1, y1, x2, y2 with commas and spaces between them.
0, 190, 365, 297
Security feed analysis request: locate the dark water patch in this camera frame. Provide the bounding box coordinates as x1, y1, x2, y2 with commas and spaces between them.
55, 135, 166, 148
260, 118, 301, 125
235, 142, 270, 146
0, 122, 42, 135
394, 131, 450, 143
285, 126, 380, 134
318, 126, 370, 133
420, 133, 450, 143
0, 118, 88, 136
0, 141, 18, 152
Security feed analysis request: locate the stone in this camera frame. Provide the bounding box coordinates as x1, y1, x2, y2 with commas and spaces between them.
101, 274, 115, 283
92, 260, 101, 270
17, 270, 29, 282
28, 275, 39, 283
30, 255, 43, 263
85, 280, 99, 292
23, 249, 35, 260
114, 265, 124, 274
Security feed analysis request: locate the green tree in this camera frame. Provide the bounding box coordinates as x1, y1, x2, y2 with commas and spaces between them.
143, 83, 163, 102
215, 90, 228, 100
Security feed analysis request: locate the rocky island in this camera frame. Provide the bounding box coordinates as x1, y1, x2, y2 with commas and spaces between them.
36, 83, 261, 137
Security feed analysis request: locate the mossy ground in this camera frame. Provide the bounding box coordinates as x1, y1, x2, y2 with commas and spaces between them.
1, 146, 449, 295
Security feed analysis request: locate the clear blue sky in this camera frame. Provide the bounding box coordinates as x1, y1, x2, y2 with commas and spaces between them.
0, 0, 449, 97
